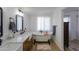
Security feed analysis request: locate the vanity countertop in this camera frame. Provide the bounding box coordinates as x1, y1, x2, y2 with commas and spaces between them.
7, 32, 32, 43
0, 32, 32, 51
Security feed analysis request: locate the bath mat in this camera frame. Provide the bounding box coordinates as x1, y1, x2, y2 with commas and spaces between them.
36, 43, 52, 51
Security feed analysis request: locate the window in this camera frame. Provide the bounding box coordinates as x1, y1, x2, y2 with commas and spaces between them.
37, 16, 50, 31
16, 15, 23, 31
63, 17, 70, 22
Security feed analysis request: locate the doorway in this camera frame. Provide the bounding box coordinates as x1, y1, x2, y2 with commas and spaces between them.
63, 7, 79, 51
63, 17, 70, 50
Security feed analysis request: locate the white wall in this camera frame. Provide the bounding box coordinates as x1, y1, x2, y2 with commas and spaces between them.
52, 8, 64, 50
29, 15, 37, 32
23, 14, 31, 32
0, 7, 29, 39
28, 15, 52, 32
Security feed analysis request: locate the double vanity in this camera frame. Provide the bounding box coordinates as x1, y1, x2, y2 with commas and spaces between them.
0, 32, 33, 51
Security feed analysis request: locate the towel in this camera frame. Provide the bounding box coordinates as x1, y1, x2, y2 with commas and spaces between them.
9, 22, 16, 32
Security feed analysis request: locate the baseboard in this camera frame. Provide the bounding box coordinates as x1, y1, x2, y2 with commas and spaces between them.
53, 40, 64, 51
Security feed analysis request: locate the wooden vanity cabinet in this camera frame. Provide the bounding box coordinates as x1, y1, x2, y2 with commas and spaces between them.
23, 37, 33, 51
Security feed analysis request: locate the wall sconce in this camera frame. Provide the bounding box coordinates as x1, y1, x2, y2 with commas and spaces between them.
16, 9, 24, 16
9, 17, 14, 22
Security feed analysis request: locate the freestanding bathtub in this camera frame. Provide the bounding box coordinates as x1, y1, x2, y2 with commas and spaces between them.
32, 32, 52, 42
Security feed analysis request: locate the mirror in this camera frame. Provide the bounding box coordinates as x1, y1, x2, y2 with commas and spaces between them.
16, 15, 23, 32
0, 7, 3, 37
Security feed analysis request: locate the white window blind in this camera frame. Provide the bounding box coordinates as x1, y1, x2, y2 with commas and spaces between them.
37, 16, 50, 31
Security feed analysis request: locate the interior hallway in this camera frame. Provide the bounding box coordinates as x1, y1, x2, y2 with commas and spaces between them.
63, 7, 79, 51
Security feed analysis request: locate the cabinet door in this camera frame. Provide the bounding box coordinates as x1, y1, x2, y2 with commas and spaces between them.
23, 42, 30, 51
23, 37, 33, 51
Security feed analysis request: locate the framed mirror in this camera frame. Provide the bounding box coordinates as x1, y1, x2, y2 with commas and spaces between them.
16, 15, 23, 32
0, 7, 3, 37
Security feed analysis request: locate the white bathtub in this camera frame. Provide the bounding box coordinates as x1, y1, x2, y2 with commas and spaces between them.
32, 32, 52, 42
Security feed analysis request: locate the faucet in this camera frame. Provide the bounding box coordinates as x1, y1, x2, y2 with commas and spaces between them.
7, 32, 15, 40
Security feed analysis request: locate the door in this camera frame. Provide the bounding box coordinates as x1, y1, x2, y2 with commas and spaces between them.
64, 22, 69, 50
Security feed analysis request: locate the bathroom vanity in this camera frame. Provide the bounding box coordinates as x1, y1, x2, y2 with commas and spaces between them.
0, 32, 33, 51
23, 37, 33, 51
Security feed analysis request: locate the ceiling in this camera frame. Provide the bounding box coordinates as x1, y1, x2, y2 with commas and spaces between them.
63, 7, 79, 13
19, 7, 57, 15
